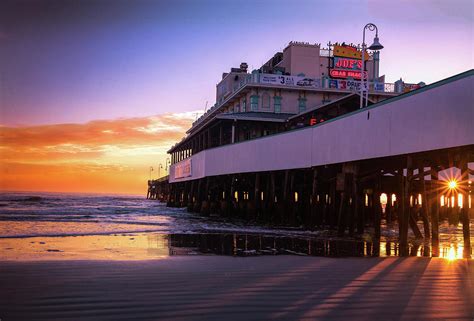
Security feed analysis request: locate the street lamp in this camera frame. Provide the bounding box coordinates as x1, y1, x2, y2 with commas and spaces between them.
165, 158, 171, 172
158, 163, 163, 178
360, 23, 384, 109
149, 166, 154, 180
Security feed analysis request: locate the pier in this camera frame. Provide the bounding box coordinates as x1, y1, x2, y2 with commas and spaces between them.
148, 69, 473, 258
147, 41, 473, 259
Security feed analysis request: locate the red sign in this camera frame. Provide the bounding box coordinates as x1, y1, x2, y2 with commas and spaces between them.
334, 57, 362, 70
310, 118, 324, 126
330, 69, 368, 80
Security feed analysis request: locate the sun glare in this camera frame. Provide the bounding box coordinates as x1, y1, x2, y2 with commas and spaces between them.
447, 246, 456, 261
448, 180, 457, 190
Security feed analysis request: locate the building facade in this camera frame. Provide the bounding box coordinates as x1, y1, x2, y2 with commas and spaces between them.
168, 41, 421, 166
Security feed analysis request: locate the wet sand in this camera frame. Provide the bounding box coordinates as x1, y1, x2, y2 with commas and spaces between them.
1, 256, 473, 321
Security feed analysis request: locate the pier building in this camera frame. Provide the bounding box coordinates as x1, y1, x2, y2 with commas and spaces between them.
149, 41, 473, 258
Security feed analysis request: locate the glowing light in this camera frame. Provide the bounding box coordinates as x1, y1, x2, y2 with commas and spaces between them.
451, 196, 455, 208
458, 194, 463, 208
447, 246, 457, 261
391, 194, 397, 206
440, 195, 445, 207
379, 193, 388, 205
418, 194, 422, 206
448, 180, 457, 190
294, 192, 299, 202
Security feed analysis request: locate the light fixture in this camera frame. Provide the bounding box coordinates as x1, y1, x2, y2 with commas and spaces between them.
368, 36, 384, 50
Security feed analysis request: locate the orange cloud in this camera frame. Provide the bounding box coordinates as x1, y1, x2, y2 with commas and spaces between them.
0, 112, 197, 195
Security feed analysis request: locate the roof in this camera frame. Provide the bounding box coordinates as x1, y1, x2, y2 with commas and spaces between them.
288, 93, 373, 121
216, 112, 295, 122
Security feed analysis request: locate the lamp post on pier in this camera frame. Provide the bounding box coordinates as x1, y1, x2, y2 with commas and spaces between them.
360, 23, 384, 109
158, 163, 163, 179
149, 166, 154, 180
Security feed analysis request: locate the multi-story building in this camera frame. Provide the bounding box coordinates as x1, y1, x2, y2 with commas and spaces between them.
168, 41, 422, 165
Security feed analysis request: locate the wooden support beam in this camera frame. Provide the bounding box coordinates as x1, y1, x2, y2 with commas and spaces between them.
409, 211, 424, 239
374, 170, 382, 240
270, 171, 276, 219
419, 165, 431, 239
459, 157, 472, 259
283, 170, 289, 201
355, 174, 364, 235
311, 168, 319, 228
407, 164, 423, 240
400, 158, 410, 255
430, 167, 440, 256
337, 188, 346, 237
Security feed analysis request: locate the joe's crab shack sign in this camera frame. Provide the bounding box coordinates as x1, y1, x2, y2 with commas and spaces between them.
330, 44, 368, 80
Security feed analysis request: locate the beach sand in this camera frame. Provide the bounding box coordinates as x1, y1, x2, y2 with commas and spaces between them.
1, 256, 473, 321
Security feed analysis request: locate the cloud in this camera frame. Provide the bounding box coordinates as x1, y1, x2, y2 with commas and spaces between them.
0, 111, 196, 194
0, 111, 195, 163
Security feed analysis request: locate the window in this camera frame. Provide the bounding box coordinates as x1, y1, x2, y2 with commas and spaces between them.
234, 104, 240, 113
262, 92, 271, 109
250, 95, 259, 111
298, 97, 307, 113
242, 99, 247, 112
274, 96, 282, 113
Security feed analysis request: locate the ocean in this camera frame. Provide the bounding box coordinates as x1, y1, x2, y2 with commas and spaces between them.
0, 191, 472, 260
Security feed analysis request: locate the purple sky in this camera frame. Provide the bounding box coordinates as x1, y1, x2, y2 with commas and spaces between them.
0, 0, 472, 126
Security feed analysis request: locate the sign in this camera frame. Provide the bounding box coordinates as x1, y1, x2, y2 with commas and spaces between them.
175, 159, 192, 179
260, 74, 321, 88
403, 84, 421, 92
331, 44, 369, 80
329, 79, 372, 91
334, 57, 362, 70
333, 45, 368, 60
330, 69, 367, 80
310, 118, 324, 126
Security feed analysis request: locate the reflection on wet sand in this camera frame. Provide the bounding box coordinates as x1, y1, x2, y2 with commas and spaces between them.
0, 228, 471, 261
168, 233, 470, 260
0, 233, 170, 261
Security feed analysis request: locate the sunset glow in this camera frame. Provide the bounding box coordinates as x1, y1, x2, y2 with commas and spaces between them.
0, 112, 196, 195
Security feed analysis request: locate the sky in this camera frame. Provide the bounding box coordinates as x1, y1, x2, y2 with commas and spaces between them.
0, 0, 472, 195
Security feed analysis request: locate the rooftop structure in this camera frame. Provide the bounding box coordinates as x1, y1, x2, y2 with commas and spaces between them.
168, 41, 423, 162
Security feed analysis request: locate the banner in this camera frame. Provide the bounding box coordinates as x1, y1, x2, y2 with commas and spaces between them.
175, 159, 192, 179
260, 74, 320, 88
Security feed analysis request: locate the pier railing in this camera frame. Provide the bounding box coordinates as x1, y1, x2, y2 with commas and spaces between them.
189, 73, 420, 133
